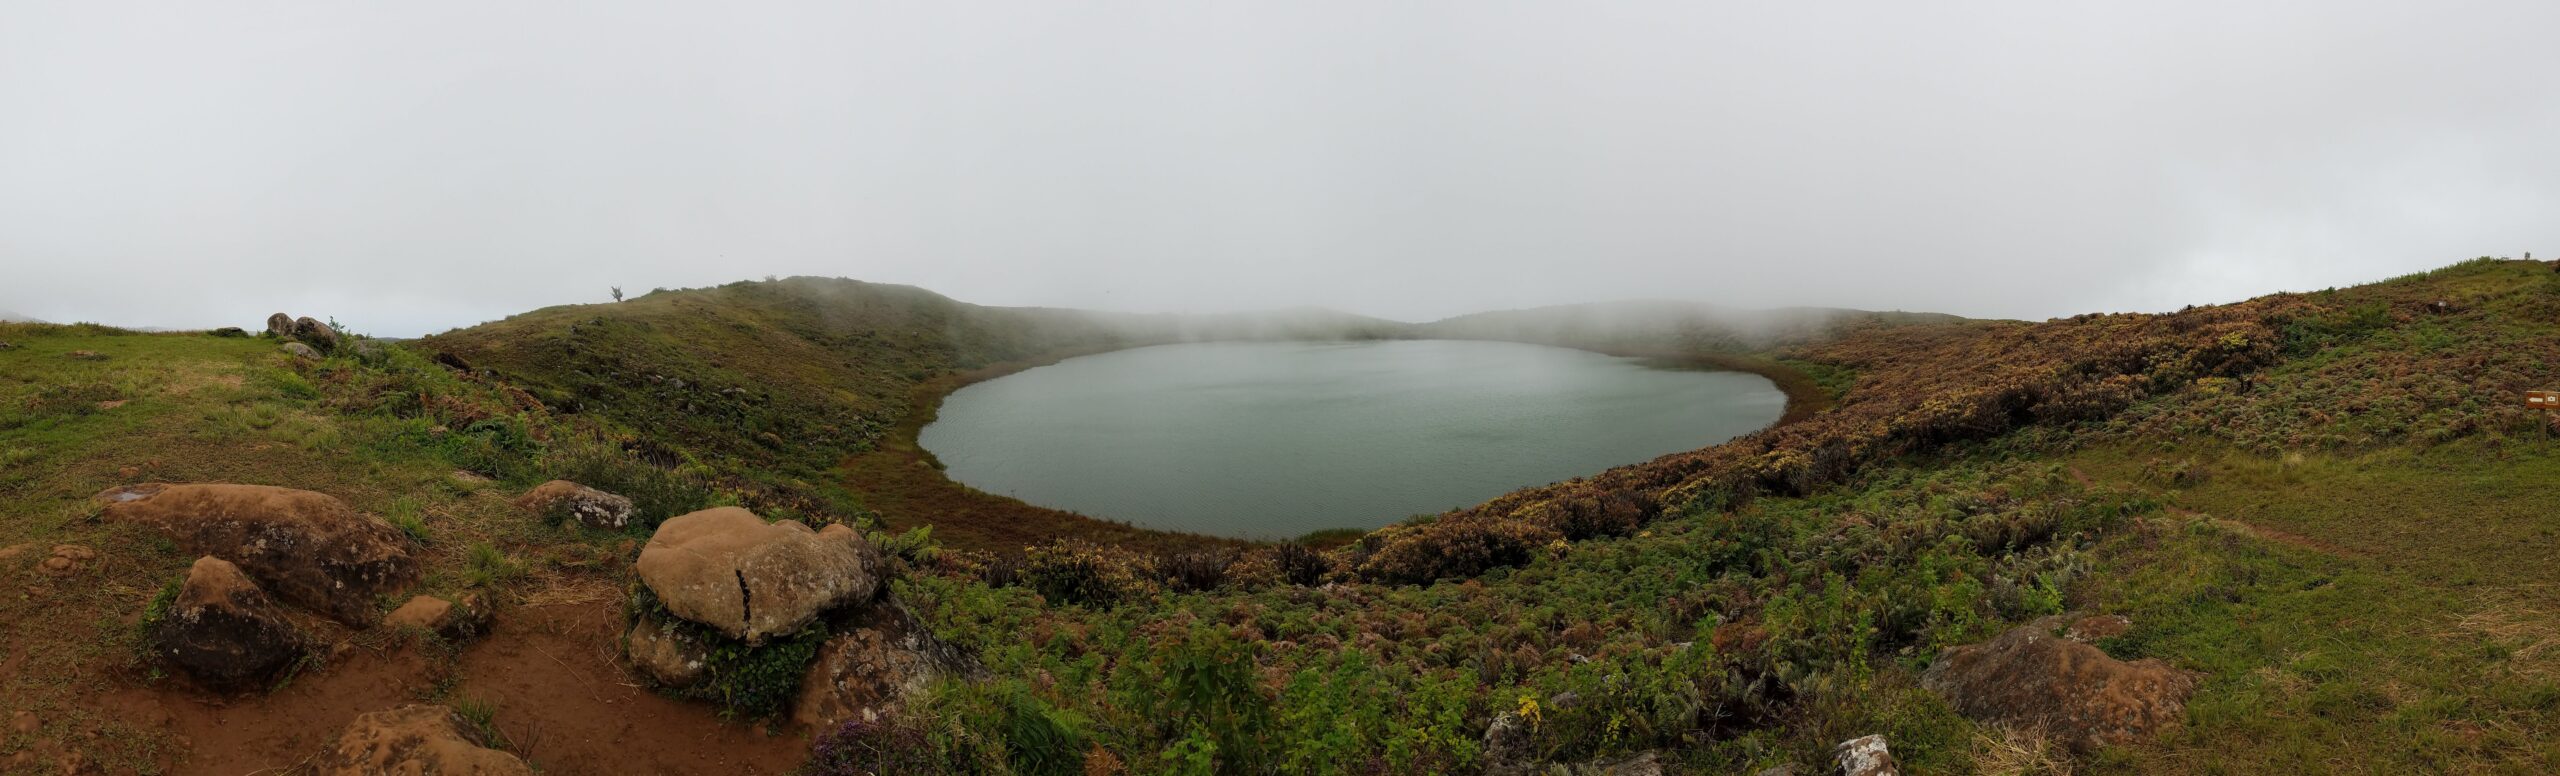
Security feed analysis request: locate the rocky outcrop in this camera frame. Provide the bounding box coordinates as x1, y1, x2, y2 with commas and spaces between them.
99, 484, 418, 626
1922, 616, 2200, 751
1834, 735, 1898, 776
150, 556, 309, 692
318, 705, 530, 775
791, 601, 974, 731
291, 317, 339, 353
634, 507, 878, 644
514, 480, 637, 529
624, 611, 713, 689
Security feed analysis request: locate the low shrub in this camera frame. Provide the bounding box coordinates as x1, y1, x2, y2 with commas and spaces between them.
1023, 539, 1156, 608
627, 584, 828, 718
1357, 518, 1561, 585
1154, 550, 1232, 594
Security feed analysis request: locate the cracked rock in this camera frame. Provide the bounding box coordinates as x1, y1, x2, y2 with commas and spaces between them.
634, 507, 879, 644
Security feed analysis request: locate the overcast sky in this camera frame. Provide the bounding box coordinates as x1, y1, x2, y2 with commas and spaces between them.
4, 2, 2556, 336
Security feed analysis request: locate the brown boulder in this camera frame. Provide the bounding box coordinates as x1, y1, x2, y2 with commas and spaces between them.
624, 611, 713, 689
1922, 616, 2199, 751
265, 313, 294, 338
98, 484, 418, 626
151, 556, 309, 692
634, 507, 878, 644
291, 316, 340, 352
791, 601, 972, 731
279, 342, 322, 361
318, 705, 530, 775
385, 593, 491, 642
513, 480, 636, 529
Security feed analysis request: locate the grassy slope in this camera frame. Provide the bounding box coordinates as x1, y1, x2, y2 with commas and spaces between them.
416, 279, 1868, 553
10, 261, 2558, 773
0, 323, 669, 772
862, 259, 2560, 774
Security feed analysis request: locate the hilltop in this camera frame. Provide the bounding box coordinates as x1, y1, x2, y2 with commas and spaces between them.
2, 258, 2558, 773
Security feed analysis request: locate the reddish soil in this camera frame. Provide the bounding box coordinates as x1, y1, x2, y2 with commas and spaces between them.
449, 601, 804, 775
83, 600, 804, 774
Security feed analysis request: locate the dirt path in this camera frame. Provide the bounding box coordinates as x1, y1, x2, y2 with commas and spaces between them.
87, 600, 804, 774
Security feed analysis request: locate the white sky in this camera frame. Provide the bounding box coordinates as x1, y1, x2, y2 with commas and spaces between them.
4, 1, 2556, 336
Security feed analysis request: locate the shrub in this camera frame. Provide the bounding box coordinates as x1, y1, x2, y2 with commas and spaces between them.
1154, 550, 1231, 594
628, 584, 828, 718
1271, 542, 1333, 587
1357, 518, 1560, 585
540, 442, 717, 528
803, 717, 945, 775
1023, 540, 1156, 608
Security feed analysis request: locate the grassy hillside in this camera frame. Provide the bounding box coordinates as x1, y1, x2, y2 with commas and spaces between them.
8, 259, 2558, 773
415, 279, 1879, 553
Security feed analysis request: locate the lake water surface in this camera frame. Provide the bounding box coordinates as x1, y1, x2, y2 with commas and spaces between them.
919, 340, 1785, 539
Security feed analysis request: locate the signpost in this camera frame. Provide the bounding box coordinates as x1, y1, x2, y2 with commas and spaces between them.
2530, 390, 2560, 409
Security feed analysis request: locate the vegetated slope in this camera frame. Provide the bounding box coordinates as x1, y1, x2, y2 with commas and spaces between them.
851, 258, 2560, 774
416, 278, 1910, 552
9, 260, 2559, 774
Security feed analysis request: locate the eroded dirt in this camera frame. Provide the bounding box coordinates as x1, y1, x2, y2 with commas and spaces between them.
75, 599, 803, 774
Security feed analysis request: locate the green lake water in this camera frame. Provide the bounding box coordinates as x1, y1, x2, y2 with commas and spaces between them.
918, 340, 1785, 539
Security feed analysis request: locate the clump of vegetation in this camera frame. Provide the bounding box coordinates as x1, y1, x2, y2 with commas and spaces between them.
539, 443, 719, 529
1356, 517, 1560, 585
626, 584, 828, 718
1021, 539, 1158, 608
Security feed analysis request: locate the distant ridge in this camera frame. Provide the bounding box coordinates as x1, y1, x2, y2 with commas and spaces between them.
0, 309, 44, 324
1419, 299, 1966, 351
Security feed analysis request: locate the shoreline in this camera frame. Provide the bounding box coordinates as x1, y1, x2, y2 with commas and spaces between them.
837, 337, 1833, 554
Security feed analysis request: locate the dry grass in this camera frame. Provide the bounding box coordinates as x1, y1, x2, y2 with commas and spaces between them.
1969, 727, 2076, 776
2451, 587, 2560, 679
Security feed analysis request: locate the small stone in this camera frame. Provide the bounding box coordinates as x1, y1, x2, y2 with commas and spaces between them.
513, 481, 637, 530
65, 350, 107, 361
385, 596, 454, 631
1834, 735, 1898, 776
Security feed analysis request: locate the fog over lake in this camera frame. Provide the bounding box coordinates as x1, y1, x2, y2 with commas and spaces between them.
920, 340, 1785, 538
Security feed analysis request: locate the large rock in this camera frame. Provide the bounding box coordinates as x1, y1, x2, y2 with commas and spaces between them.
151, 556, 308, 692
1922, 616, 2200, 751
265, 313, 294, 338
279, 342, 322, 361
635, 507, 878, 644
99, 484, 419, 626
513, 480, 636, 529
791, 601, 973, 731
318, 705, 531, 775
291, 316, 340, 353
625, 611, 713, 689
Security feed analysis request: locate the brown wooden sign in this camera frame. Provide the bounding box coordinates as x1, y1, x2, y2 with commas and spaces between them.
2530, 390, 2560, 409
